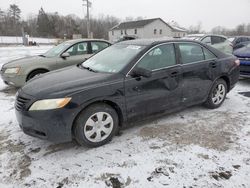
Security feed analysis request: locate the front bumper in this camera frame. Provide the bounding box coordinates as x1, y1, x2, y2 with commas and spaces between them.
15, 91, 78, 143
239, 59, 250, 78
0, 72, 26, 87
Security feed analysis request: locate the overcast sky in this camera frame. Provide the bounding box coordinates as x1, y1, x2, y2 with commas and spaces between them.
1, 0, 250, 31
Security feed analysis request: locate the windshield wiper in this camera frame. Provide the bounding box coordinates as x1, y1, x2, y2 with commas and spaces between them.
82, 65, 98, 73
39, 54, 46, 57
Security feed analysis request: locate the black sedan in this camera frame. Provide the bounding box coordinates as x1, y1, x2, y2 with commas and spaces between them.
15, 39, 240, 147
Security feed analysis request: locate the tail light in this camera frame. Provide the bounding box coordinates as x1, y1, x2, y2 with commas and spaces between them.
234, 59, 240, 66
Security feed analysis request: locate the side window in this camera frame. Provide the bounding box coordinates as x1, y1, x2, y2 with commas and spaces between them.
203, 48, 216, 60
211, 36, 226, 44
66, 42, 88, 56
242, 37, 250, 42
201, 36, 211, 44
235, 38, 241, 44
137, 44, 176, 71
91, 42, 109, 54
178, 43, 204, 64
220, 37, 226, 43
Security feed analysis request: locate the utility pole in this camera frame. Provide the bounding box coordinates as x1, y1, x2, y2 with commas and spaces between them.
82, 0, 91, 38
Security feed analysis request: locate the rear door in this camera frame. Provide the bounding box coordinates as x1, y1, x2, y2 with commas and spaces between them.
125, 43, 182, 121
177, 42, 218, 106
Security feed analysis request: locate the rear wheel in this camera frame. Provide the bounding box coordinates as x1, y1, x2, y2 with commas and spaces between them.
73, 103, 119, 147
26, 69, 48, 81
204, 79, 227, 109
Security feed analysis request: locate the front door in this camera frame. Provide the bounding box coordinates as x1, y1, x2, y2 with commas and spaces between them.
125, 43, 183, 121
57, 42, 92, 69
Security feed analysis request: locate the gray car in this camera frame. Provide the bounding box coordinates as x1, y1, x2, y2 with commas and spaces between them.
0, 39, 111, 87
184, 34, 233, 54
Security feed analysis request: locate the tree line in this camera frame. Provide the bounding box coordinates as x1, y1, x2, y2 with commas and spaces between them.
0, 4, 250, 40
188, 21, 250, 36
0, 4, 119, 39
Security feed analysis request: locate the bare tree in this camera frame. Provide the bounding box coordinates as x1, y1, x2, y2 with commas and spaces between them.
188, 21, 203, 34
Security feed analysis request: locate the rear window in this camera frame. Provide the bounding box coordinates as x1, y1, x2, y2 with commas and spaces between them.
211, 36, 226, 44
91, 42, 109, 53
203, 48, 216, 60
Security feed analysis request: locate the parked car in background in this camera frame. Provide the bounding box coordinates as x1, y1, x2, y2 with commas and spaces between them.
233, 43, 250, 78
116, 35, 138, 43
15, 39, 239, 147
185, 34, 233, 54
228, 36, 250, 50
0, 39, 111, 87
232, 41, 250, 51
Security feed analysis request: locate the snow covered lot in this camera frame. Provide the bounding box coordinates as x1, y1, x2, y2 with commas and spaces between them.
0, 45, 54, 70
0, 36, 58, 45
0, 46, 250, 188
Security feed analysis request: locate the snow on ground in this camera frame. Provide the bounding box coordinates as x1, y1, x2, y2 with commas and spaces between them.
0, 47, 250, 188
0, 36, 58, 45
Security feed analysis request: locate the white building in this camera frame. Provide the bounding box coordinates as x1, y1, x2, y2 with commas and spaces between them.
109, 18, 187, 43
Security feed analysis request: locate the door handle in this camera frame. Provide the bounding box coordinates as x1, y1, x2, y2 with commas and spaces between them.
170, 71, 178, 78
209, 62, 217, 68
134, 86, 141, 92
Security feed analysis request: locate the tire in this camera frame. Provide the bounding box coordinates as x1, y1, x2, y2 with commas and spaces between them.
73, 103, 119, 147
26, 70, 48, 81
204, 79, 227, 109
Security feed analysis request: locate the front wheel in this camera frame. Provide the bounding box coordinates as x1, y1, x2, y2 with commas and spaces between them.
204, 79, 227, 109
73, 103, 119, 147
26, 70, 48, 81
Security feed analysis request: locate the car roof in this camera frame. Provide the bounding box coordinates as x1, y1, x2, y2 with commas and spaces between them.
187, 34, 228, 39
187, 34, 205, 37
65, 38, 111, 44
117, 38, 204, 46
117, 38, 229, 59
233, 36, 250, 38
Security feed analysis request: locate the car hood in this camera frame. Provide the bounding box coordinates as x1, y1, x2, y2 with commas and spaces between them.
233, 47, 250, 58
21, 65, 121, 98
3, 55, 53, 68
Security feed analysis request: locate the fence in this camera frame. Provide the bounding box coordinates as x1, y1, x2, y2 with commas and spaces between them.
0, 36, 58, 45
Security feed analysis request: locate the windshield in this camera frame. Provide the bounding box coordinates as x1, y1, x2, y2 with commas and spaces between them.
82, 44, 145, 73
43, 42, 72, 57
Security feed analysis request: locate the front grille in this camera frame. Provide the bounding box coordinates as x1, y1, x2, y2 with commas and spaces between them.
240, 65, 250, 73
15, 95, 31, 111
239, 57, 250, 61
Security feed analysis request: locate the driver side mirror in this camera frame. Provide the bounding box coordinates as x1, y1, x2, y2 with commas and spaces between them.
130, 67, 152, 78
61, 52, 70, 59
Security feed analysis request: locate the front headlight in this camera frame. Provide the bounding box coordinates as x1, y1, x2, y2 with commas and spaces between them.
29, 97, 71, 111
4, 67, 20, 74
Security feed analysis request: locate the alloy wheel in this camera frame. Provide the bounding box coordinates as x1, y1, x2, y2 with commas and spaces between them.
212, 84, 226, 105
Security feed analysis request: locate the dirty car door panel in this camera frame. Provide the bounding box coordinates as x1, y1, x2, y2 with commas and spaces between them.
125, 43, 182, 121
